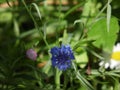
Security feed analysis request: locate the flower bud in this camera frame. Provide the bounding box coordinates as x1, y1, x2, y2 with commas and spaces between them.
26, 49, 37, 61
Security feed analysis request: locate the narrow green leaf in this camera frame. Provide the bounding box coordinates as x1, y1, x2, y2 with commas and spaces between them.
74, 20, 84, 25
107, 3, 111, 32
13, 19, 20, 37
62, 29, 68, 45
31, 3, 42, 20
76, 71, 94, 90
19, 29, 37, 38
72, 62, 94, 90
63, 2, 84, 18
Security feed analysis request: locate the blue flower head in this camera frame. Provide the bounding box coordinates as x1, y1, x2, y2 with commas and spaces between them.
50, 45, 75, 70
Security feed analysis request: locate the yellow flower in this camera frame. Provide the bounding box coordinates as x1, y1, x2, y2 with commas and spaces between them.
99, 43, 120, 69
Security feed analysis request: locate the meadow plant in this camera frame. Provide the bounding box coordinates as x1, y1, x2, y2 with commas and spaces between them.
0, 0, 120, 90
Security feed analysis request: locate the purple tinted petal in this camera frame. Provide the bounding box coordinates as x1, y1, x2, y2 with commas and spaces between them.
26, 49, 37, 61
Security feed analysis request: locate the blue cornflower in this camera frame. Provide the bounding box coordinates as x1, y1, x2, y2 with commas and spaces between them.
50, 45, 75, 70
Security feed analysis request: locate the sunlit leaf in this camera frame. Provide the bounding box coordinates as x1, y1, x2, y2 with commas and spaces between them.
75, 50, 88, 68
87, 17, 119, 53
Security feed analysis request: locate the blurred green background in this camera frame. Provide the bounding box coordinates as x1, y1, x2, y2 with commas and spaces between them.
0, 0, 120, 90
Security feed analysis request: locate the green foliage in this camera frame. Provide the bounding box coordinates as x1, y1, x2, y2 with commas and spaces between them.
0, 0, 120, 90
88, 17, 119, 53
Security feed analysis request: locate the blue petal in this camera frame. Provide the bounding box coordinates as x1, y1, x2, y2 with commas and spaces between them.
50, 47, 60, 56
50, 45, 74, 70
58, 62, 71, 70
58, 64, 68, 70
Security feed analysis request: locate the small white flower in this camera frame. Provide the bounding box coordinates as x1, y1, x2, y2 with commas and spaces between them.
99, 43, 120, 69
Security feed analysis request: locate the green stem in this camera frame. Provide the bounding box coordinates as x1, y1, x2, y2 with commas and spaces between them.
22, 0, 50, 50
55, 68, 61, 90
63, 73, 67, 90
